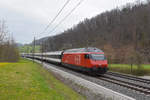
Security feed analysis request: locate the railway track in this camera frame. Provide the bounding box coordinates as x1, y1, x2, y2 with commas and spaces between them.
37, 58, 150, 95
106, 71, 150, 84
27, 58, 150, 99
98, 72, 150, 95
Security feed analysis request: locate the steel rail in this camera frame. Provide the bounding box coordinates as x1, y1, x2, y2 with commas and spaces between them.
106, 71, 150, 84
98, 75, 150, 95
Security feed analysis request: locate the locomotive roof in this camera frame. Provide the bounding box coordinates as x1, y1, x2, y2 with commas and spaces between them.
64, 47, 103, 53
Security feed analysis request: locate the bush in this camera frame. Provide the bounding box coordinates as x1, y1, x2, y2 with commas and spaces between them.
0, 41, 19, 62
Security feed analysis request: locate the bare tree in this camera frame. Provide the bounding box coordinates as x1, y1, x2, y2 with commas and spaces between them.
0, 20, 8, 43
0, 19, 19, 62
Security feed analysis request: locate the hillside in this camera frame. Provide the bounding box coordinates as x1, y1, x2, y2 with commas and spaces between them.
35, 1, 150, 63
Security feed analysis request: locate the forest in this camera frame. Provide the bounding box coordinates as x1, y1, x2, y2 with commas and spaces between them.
0, 20, 19, 62
34, 1, 150, 64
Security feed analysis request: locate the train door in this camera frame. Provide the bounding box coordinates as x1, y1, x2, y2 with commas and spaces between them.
84, 54, 90, 68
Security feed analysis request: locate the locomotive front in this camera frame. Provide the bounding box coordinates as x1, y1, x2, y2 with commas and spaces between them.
84, 47, 108, 74
85, 52, 108, 74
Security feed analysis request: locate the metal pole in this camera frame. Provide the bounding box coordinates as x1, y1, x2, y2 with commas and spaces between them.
33, 36, 35, 63
41, 40, 44, 64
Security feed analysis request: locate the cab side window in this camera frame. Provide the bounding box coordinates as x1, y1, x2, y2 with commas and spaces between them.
84, 54, 89, 59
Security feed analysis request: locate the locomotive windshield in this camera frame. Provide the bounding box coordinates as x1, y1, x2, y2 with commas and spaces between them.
90, 54, 106, 60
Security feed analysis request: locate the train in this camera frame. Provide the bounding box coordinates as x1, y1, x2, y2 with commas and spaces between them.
23, 47, 108, 74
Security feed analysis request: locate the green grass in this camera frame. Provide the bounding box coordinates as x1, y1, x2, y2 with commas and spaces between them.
109, 64, 150, 76
0, 59, 85, 100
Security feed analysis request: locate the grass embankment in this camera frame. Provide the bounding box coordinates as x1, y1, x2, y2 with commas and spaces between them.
0, 59, 85, 100
109, 64, 150, 76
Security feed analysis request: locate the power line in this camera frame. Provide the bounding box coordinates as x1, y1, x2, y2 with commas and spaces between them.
48, 0, 84, 34
40, 0, 71, 34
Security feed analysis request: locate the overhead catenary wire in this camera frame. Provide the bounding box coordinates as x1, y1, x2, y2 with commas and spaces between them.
40, 0, 71, 35
31, 0, 84, 54
34, 0, 71, 53
48, 0, 84, 34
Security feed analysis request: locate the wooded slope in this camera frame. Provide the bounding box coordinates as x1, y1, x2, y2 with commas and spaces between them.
39, 1, 150, 63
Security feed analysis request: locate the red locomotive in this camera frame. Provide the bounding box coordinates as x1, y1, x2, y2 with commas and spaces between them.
62, 47, 108, 74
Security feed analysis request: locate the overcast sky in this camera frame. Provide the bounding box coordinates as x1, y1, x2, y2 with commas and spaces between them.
0, 0, 143, 44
